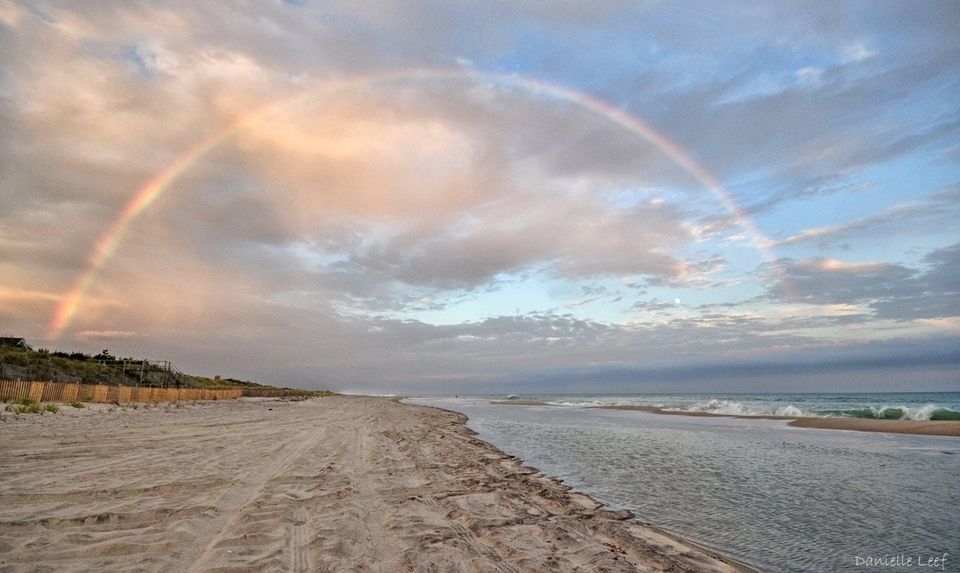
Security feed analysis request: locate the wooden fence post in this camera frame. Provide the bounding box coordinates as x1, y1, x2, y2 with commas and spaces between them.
92, 385, 109, 403
28, 381, 45, 402
63, 383, 80, 402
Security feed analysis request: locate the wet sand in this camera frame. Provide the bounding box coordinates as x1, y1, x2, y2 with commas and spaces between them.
0, 396, 748, 572
786, 416, 960, 436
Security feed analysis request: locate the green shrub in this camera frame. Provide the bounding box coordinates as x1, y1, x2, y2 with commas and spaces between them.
69, 400, 85, 408
6, 401, 42, 414
43, 403, 58, 413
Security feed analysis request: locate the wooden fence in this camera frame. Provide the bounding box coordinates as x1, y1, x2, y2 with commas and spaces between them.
0, 380, 242, 404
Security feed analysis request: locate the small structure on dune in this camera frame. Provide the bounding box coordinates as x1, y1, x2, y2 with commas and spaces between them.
0, 337, 32, 351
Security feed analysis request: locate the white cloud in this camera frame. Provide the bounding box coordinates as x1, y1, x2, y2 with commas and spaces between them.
841, 43, 877, 63
795, 66, 823, 88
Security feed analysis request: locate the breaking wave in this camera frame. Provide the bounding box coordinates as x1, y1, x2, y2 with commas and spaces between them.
669, 400, 812, 418
822, 405, 960, 421
534, 397, 960, 420
671, 400, 960, 420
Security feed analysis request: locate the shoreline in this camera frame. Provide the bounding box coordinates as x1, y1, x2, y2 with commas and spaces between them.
0, 395, 753, 572
489, 401, 960, 436
416, 400, 759, 572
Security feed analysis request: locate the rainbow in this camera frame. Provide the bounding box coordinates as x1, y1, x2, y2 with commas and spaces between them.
48, 67, 781, 340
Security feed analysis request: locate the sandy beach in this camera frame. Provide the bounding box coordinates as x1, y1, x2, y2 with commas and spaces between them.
0, 396, 747, 572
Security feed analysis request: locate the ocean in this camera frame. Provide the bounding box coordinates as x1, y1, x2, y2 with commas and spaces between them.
408, 393, 960, 573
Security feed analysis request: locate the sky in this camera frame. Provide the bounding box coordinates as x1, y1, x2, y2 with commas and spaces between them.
1, 0, 959, 394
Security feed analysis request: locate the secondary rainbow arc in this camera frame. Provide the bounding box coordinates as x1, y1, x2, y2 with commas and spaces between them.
48, 67, 783, 340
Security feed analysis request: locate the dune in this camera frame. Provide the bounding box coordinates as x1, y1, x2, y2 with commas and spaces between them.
0, 396, 748, 572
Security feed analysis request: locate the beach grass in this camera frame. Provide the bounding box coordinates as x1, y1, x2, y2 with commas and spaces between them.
5, 398, 43, 414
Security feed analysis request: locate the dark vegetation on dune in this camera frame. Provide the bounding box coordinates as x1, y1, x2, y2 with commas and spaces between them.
0, 346, 332, 396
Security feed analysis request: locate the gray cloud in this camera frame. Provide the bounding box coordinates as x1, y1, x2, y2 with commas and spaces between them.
767, 258, 916, 305
767, 241, 960, 322
513, 335, 960, 394
871, 242, 960, 321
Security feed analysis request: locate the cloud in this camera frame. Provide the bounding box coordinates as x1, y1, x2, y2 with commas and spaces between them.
0, 12, 710, 336
620, 4, 960, 217
766, 242, 960, 322
76, 330, 141, 340
512, 334, 960, 393
740, 172, 873, 215
775, 185, 960, 248
1, 1, 959, 392
767, 258, 916, 305
126, 82, 700, 297
871, 242, 960, 321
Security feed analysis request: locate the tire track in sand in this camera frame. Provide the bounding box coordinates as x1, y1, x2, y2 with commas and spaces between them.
288, 507, 310, 573
183, 426, 320, 572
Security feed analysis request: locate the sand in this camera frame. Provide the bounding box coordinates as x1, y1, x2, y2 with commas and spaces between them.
786, 417, 960, 436
0, 396, 748, 572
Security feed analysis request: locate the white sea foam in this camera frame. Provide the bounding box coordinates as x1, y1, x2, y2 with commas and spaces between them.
545, 399, 607, 407
544, 399, 666, 408
904, 404, 939, 420
860, 404, 938, 420
670, 399, 815, 418
775, 405, 805, 417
